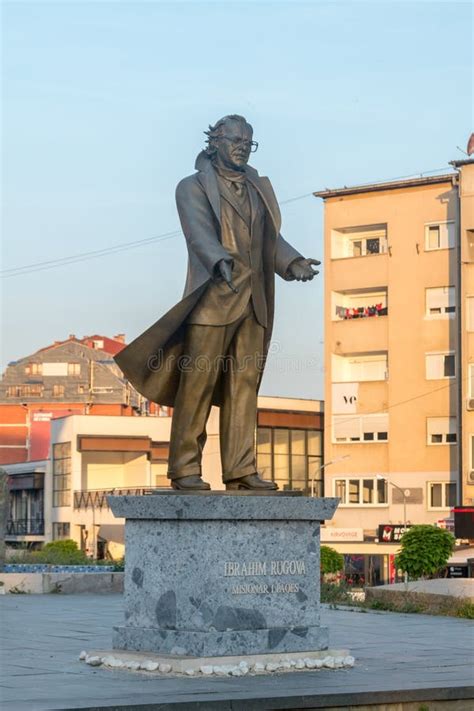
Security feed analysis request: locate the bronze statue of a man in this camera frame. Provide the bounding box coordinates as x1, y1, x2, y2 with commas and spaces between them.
115, 115, 319, 491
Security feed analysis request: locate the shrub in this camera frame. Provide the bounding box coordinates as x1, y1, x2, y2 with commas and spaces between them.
320, 545, 344, 575
395, 525, 455, 580
96, 557, 124, 571
320, 581, 352, 605
15, 539, 89, 566
456, 601, 474, 620
38, 539, 88, 565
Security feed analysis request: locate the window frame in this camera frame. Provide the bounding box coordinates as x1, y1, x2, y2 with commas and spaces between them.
425, 286, 456, 319
424, 221, 455, 252
332, 413, 389, 444
426, 417, 458, 446
425, 352, 456, 380
256, 426, 323, 494
333, 476, 389, 507
427, 481, 457, 511
52, 442, 72, 508
466, 296, 474, 332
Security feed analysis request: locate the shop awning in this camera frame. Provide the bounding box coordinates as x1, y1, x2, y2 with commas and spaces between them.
448, 547, 474, 565
98, 524, 124, 544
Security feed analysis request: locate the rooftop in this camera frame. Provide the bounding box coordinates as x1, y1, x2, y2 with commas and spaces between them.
314, 172, 455, 199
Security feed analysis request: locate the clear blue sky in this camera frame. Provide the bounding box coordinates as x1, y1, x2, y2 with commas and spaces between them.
2, 1, 472, 398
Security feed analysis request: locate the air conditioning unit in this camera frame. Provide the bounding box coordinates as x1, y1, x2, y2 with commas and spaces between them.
468, 470, 474, 483
467, 398, 474, 411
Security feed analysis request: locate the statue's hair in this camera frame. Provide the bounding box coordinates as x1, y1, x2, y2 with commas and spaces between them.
204, 115, 252, 156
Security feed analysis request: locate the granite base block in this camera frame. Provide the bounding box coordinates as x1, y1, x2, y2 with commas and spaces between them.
108, 493, 338, 658
113, 624, 329, 657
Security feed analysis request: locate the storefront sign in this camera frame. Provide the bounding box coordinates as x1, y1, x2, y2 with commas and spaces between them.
454, 507, 474, 539
447, 565, 468, 578
321, 527, 364, 542
377, 524, 412, 543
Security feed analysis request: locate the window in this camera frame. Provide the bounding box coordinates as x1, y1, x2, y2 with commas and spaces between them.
52, 522, 70, 540
331, 224, 388, 260
68, 362, 81, 376
53, 442, 71, 507
467, 230, 474, 262
92, 339, 104, 349
7, 384, 43, 398
467, 297, 474, 332
52, 384, 65, 397
25, 363, 42, 375
256, 427, 323, 494
425, 222, 455, 251
332, 352, 388, 382
426, 287, 455, 318
425, 352, 455, 380
427, 482, 456, 510
42, 362, 69, 376
334, 477, 388, 506
333, 414, 389, 443
427, 417, 457, 445
77, 384, 86, 394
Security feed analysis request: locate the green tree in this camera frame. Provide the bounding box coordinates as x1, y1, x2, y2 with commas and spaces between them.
320, 545, 344, 575
395, 525, 455, 580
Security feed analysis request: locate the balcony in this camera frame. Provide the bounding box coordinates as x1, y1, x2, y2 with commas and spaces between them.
332, 287, 388, 321
332, 352, 388, 383
6, 518, 45, 536
331, 224, 388, 260
73, 487, 169, 510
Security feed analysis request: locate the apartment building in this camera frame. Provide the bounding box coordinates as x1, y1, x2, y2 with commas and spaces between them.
315, 160, 474, 584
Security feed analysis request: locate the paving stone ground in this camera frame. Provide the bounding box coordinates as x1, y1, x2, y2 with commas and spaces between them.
0, 594, 473, 710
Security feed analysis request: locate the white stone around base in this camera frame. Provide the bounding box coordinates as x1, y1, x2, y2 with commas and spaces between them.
79, 648, 354, 676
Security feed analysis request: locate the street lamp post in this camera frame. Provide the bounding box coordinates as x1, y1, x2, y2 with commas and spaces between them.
311, 455, 350, 498
376, 475, 410, 587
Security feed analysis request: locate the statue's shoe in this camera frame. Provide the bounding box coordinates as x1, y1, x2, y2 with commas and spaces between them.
225, 473, 278, 491
171, 475, 211, 490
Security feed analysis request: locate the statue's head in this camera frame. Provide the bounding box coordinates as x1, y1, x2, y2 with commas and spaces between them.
204, 115, 258, 170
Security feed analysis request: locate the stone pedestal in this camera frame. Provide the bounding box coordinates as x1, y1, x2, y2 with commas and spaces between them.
108, 492, 338, 658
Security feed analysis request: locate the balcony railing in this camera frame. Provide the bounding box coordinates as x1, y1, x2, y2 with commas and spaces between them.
73, 487, 168, 510
6, 519, 45, 536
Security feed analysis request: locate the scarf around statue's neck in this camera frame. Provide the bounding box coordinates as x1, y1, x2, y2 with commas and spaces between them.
213, 162, 247, 184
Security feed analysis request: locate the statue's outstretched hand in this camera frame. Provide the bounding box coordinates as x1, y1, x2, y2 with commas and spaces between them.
288, 258, 320, 282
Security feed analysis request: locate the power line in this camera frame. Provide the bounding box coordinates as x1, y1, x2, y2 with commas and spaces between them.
1, 231, 181, 278
1, 167, 451, 279
325, 377, 461, 435
1, 193, 315, 279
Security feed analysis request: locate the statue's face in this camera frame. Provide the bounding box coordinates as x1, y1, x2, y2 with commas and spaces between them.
215, 120, 253, 170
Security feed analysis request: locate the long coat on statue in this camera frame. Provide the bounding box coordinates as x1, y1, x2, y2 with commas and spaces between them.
114, 152, 303, 406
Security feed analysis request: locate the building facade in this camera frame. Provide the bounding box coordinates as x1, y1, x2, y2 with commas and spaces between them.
315, 162, 473, 584
4, 397, 324, 558
0, 334, 166, 464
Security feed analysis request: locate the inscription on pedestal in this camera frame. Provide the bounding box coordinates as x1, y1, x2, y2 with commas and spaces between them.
224, 559, 307, 595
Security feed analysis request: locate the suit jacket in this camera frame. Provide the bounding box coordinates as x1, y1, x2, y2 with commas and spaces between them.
114, 152, 303, 406
187, 176, 268, 327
